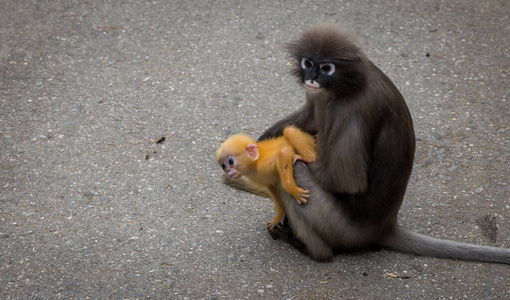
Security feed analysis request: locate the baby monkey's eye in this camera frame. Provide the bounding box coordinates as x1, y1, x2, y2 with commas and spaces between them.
228, 157, 236, 166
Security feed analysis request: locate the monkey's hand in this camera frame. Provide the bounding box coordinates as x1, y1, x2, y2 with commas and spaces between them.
292, 154, 312, 165
267, 213, 286, 233
292, 188, 310, 204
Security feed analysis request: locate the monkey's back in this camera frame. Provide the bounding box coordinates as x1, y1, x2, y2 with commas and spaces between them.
249, 136, 295, 187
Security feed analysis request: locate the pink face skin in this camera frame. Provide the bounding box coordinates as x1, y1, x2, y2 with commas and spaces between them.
226, 168, 240, 180
218, 143, 259, 180
219, 155, 241, 180
304, 80, 324, 94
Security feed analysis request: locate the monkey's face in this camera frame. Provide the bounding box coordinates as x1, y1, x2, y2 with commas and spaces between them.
219, 155, 241, 180
286, 23, 367, 97
299, 57, 336, 95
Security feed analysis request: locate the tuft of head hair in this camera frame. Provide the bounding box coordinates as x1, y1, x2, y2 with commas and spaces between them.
286, 22, 361, 62
216, 134, 256, 162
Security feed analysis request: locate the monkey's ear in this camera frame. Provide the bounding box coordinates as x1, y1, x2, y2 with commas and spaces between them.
246, 144, 259, 161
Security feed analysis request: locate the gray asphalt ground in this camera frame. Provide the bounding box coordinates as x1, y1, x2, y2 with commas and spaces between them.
1, 0, 509, 299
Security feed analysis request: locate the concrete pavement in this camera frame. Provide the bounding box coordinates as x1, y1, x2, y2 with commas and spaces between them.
1, 0, 509, 298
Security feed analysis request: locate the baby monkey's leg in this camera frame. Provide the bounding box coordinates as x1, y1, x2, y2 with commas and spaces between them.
277, 146, 310, 204
266, 187, 286, 232
283, 126, 316, 162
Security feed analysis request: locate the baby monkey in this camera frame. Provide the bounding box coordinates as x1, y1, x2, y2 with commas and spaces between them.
216, 126, 316, 231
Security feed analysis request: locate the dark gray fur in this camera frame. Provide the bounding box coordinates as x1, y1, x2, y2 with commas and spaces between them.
257, 22, 510, 264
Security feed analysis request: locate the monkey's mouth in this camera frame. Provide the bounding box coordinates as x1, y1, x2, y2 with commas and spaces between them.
304, 81, 323, 94
304, 85, 324, 94
228, 172, 241, 180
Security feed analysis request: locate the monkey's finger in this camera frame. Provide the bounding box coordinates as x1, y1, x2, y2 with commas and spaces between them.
295, 195, 308, 204
293, 157, 310, 165
267, 225, 275, 235
267, 220, 279, 231
299, 189, 310, 199
292, 155, 304, 164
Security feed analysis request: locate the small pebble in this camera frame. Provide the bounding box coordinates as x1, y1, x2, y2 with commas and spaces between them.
256, 32, 265, 39
84, 192, 94, 197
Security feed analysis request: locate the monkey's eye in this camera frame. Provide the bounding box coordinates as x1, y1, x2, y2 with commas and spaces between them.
221, 163, 226, 170
320, 63, 336, 75
227, 156, 236, 166
301, 58, 313, 70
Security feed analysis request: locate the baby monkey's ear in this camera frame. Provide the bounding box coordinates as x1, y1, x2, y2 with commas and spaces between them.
246, 144, 259, 161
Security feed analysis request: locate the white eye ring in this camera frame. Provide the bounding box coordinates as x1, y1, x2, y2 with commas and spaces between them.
301, 58, 313, 69
320, 63, 335, 75
227, 156, 236, 166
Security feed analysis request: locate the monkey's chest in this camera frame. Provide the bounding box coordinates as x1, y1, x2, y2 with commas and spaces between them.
313, 98, 337, 131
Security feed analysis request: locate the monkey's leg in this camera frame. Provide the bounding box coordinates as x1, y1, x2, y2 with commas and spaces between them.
266, 188, 286, 232
276, 147, 310, 204
276, 162, 335, 261
283, 126, 316, 162
276, 200, 334, 261
270, 220, 308, 255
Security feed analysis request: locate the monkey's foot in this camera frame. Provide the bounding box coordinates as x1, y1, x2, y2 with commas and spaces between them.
269, 221, 292, 239
269, 222, 308, 255
292, 188, 310, 204
267, 215, 286, 233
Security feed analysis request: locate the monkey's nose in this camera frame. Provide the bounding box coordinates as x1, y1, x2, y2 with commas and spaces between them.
305, 80, 320, 88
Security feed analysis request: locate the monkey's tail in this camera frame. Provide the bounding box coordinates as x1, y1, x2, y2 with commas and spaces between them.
221, 173, 270, 198
382, 226, 510, 264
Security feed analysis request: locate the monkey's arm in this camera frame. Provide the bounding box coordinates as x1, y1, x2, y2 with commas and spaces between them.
221, 174, 271, 198
276, 147, 310, 204
310, 117, 369, 195
258, 101, 316, 141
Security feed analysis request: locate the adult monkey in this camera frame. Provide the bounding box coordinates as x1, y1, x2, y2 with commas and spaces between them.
226, 22, 510, 263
